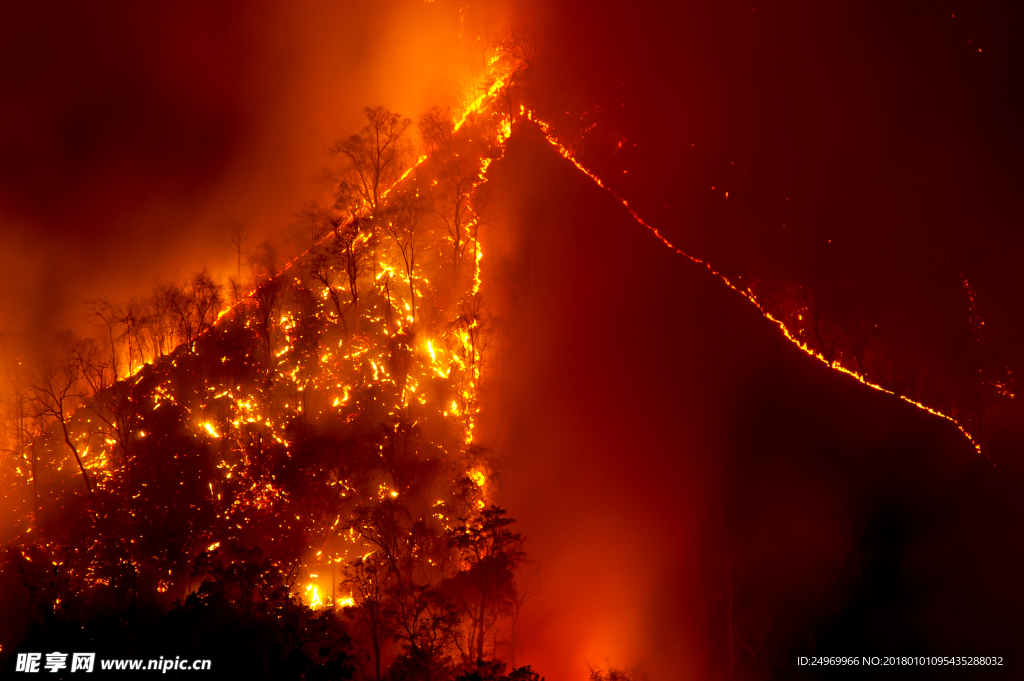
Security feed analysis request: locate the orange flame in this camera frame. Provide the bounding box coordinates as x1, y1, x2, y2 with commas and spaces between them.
523, 109, 983, 456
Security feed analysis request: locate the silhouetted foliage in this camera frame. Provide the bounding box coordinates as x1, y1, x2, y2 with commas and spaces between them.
1, 82, 544, 679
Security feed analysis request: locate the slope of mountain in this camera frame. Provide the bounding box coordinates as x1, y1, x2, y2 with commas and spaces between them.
486, 123, 1023, 680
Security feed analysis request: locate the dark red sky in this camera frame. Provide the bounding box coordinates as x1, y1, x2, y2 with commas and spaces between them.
522, 0, 1024, 373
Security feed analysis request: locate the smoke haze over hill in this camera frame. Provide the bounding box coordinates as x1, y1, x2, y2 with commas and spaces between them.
2, 1, 1023, 679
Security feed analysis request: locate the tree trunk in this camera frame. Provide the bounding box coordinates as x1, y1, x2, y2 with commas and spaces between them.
61, 417, 92, 493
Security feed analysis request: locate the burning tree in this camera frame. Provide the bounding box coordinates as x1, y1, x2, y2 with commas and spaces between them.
493, 26, 536, 119
292, 199, 331, 251
344, 553, 396, 681
251, 276, 283, 366
445, 507, 526, 666
383, 179, 432, 331
1, 34, 542, 680
223, 219, 254, 301
330, 106, 414, 217
27, 333, 98, 493
420, 107, 484, 299
151, 270, 224, 349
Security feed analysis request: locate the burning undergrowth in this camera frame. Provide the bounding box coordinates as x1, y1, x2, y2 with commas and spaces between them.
0, 33, 544, 680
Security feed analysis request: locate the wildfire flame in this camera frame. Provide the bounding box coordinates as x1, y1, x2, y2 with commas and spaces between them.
305, 584, 322, 609
4, 23, 989, 665
521, 108, 983, 456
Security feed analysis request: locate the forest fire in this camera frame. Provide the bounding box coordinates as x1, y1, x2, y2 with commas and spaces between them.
2, 1, 1023, 680
0, 15, 536, 679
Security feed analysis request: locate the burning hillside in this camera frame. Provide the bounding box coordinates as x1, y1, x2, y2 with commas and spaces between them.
2, 2, 1024, 680
0, 31, 542, 680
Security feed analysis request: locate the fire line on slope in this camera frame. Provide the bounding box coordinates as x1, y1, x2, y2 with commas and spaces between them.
522, 108, 984, 457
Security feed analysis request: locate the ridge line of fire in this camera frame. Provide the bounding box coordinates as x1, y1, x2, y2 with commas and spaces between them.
522, 109, 984, 457
137, 48, 981, 458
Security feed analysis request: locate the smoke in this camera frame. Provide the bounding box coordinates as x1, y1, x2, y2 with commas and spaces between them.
0, 0, 517, 591
0, 0, 511, 341
481, 123, 1022, 679
3, 1, 1023, 679
475, 1, 1024, 677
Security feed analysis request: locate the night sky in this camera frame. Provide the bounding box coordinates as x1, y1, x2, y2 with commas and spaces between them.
2, 1, 1023, 678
